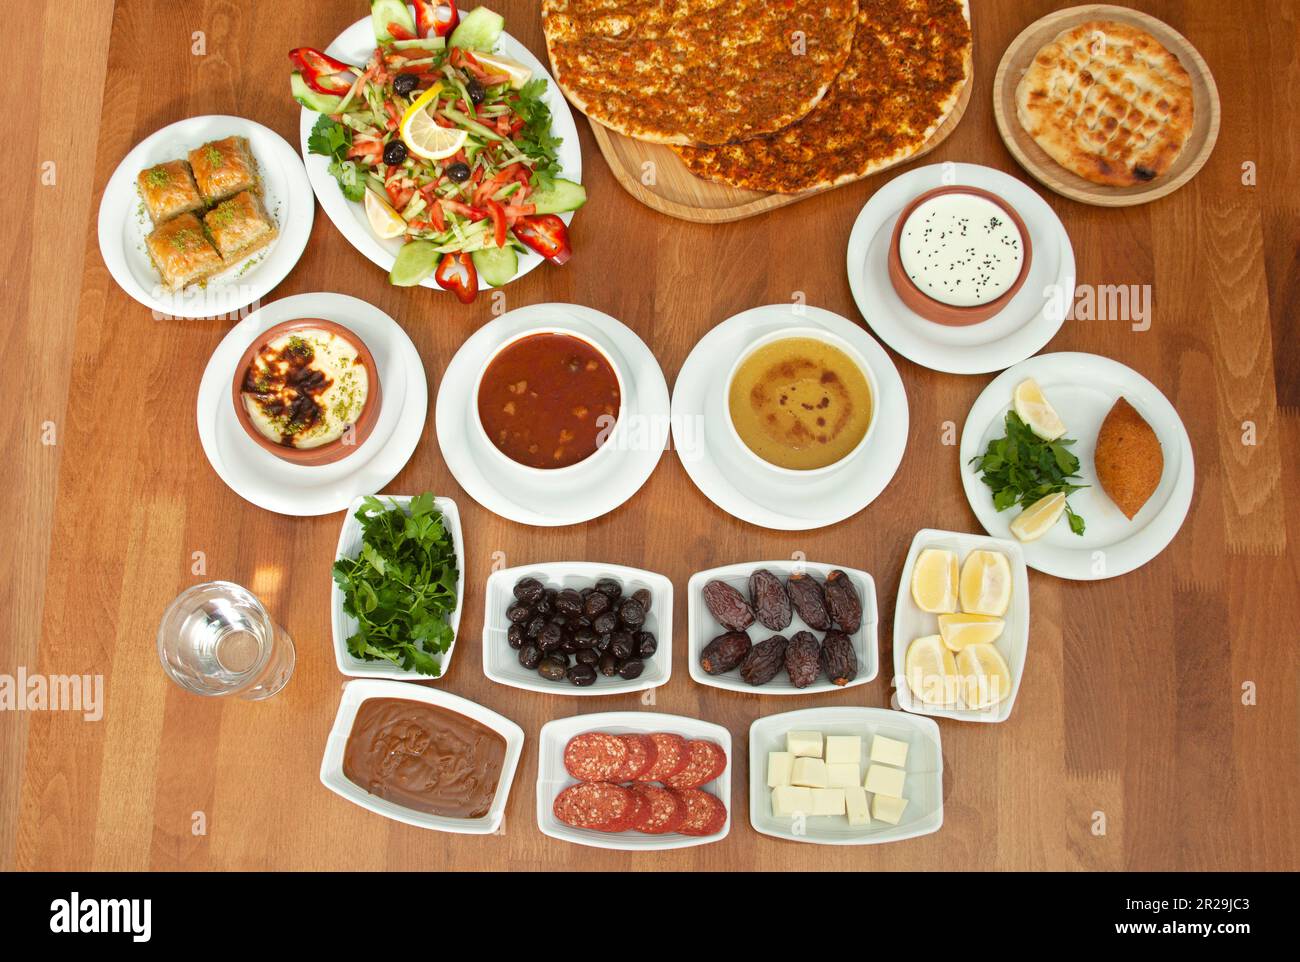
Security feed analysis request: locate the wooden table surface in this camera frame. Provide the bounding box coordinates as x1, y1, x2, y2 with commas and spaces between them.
5, 0, 1297, 872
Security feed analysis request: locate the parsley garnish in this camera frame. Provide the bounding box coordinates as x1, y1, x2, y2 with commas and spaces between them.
514, 78, 563, 189
969, 410, 1088, 535
308, 115, 367, 202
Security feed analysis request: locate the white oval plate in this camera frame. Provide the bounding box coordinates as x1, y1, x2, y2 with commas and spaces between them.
537, 712, 731, 850
670, 304, 908, 531
300, 17, 581, 292
98, 115, 313, 319
435, 303, 669, 526
331, 495, 465, 679
320, 680, 523, 834
846, 162, 1075, 375
893, 529, 1030, 723
196, 292, 427, 516
749, 707, 943, 846
960, 352, 1194, 580
687, 561, 878, 695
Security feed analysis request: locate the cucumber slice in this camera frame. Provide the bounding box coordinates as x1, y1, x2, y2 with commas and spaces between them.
291, 73, 346, 113
472, 245, 518, 287
529, 178, 587, 215
389, 241, 441, 287
371, 0, 417, 43
450, 6, 505, 51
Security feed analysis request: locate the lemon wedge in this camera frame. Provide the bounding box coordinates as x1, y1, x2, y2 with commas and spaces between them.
364, 188, 407, 239
1010, 492, 1067, 542
956, 643, 1012, 710
1013, 378, 1067, 441
472, 51, 533, 89
911, 548, 959, 613
959, 550, 1012, 616
906, 635, 960, 706
400, 84, 466, 161
938, 613, 1006, 651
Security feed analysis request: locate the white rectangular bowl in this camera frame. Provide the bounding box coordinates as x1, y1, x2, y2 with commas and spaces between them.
483, 562, 672, 696
320, 679, 524, 834
893, 529, 1030, 723
688, 561, 878, 694
536, 711, 731, 850
331, 495, 465, 680
749, 706, 943, 845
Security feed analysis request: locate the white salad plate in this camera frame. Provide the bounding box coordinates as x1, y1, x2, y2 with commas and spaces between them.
331, 495, 465, 679
98, 114, 313, 320
670, 304, 908, 531
196, 292, 428, 516
320, 679, 524, 834
483, 562, 672, 696
893, 529, 1030, 723
688, 561, 878, 695
537, 712, 732, 851
960, 352, 1195, 580
435, 303, 669, 526
846, 162, 1075, 375
749, 707, 943, 846
300, 17, 582, 292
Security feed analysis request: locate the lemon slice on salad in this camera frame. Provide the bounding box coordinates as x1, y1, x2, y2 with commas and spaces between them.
400, 83, 466, 161
364, 188, 407, 239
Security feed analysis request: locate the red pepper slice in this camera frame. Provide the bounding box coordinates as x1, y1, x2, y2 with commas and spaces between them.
288, 47, 355, 95
434, 252, 478, 303
512, 214, 572, 265
485, 199, 508, 248
440, 199, 488, 222
387, 22, 417, 41
414, 0, 459, 39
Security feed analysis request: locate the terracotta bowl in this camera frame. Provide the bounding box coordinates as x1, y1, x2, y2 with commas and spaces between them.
887, 185, 1033, 326
231, 318, 383, 467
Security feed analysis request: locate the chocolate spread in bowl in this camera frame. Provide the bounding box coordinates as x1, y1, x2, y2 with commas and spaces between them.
343, 698, 506, 818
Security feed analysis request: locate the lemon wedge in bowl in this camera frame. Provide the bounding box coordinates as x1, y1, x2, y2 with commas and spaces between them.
1010, 492, 1067, 542
938, 613, 1005, 650
959, 549, 1011, 616
1013, 378, 1067, 441
911, 548, 958, 613
400, 84, 467, 161
364, 188, 407, 239
956, 643, 1012, 710
905, 635, 960, 706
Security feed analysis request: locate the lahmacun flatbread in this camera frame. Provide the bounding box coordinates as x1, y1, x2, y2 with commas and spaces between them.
1015, 20, 1194, 187
673, 0, 972, 194
541, 0, 859, 147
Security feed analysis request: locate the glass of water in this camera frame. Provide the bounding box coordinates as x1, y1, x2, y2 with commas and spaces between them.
157, 581, 295, 700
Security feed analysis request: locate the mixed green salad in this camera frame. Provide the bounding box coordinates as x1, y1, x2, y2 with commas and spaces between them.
291, 2, 585, 302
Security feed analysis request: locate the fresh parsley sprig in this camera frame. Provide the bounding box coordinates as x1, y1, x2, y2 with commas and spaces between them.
308, 115, 366, 202
970, 410, 1088, 535
515, 78, 563, 190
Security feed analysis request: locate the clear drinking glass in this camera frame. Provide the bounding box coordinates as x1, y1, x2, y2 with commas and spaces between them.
157, 581, 295, 700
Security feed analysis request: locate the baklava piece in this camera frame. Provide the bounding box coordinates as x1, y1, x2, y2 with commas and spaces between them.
137, 159, 204, 224
204, 190, 278, 262
188, 136, 258, 204
145, 213, 224, 290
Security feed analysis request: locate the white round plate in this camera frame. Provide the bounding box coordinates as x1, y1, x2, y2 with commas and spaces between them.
300, 17, 582, 292
846, 162, 1075, 375
435, 303, 669, 526
670, 304, 909, 531
98, 115, 313, 319
196, 292, 428, 516
960, 352, 1194, 580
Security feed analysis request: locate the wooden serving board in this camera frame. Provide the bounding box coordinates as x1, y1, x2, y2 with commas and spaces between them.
992, 4, 1221, 208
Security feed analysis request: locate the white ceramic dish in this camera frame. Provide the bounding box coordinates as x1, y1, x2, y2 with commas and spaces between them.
846, 162, 1075, 375
196, 292, 427, 516
320, 679, 523, 834
536, 712, 731, 850
670, 304, 909, 530
688, 561, 878, 695
98, 114, 313, 319
483, 563, 672, 696
299, 18, 581, 292
436, 303, 669, 526
960, 352, 1194, 580
749, 707, 943, 845
331, 495, 465, 679
892, 529, 1030, 723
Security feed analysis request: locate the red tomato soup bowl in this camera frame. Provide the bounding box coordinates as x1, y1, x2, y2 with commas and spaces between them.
231, 318, 382, 467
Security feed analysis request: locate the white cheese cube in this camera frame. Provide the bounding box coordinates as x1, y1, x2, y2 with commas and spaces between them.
871, 793, 909, 825
810, 788, 846, 816
767, 751, 794, 788
786, 731, 824, 758
791, 756, 829, 788
845, 786, 871, 826
826, 763, 861, 789
864, 764, 906, 797
772, 785, 814, 818
824, 735, 861, 765
870, 735, 909, 768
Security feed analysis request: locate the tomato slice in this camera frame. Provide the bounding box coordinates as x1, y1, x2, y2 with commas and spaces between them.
434, 252, 478, 303
485, 200, 508, 249
512, 214, 572, 265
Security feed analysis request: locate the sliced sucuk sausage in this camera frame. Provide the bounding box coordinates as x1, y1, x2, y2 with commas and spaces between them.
662, 739, 727, 790
639, 732, 691, 783
672, 787, 727, 836
613, 733, 657, 781
553, 782, 635, 831
563, 732, 629, 782
628, 783, 687, 835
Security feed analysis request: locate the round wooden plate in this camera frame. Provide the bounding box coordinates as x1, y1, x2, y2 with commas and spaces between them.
992, 4, 1221, 207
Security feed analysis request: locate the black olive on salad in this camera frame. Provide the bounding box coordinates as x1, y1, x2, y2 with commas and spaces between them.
392, 73, 418, 96
446, 162, 471, 182
465, 78, 486, 105
382, 140, 408, 166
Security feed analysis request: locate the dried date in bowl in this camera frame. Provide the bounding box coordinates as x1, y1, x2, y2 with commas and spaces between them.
702, 580, 755, 631
785, 573, 832, 630
748, 568, 792, 631
784, 631, 821, 688
739, 635, 789, 686
699, 631, 752, 675
819, 630, 858, 687
824, 569, 863, 633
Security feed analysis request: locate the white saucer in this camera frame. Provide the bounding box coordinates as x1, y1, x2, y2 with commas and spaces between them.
846, 162, 1075, 375
670, 304, 909, 531
196, 293, 427, 516
960, 352, 1194, 580
301, 19, 581, 292
435, 303, 669, 526
98, 114, 313, 319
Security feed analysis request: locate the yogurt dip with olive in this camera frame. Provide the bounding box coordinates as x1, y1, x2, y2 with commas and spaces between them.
239, 327, 368, 449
